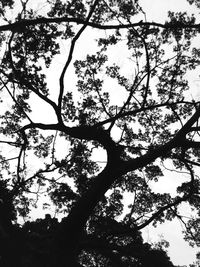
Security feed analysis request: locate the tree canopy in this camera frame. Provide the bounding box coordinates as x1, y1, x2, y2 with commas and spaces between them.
0, 0, 200, 266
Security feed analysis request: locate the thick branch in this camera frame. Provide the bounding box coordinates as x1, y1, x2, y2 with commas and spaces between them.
122, 105, 200, 173
0, 17, 199, 32
37, 105, 200, 266
21, 122, 120, 157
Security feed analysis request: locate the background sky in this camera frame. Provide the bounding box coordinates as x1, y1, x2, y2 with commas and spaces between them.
9, 0, 200, 265
139, 1, 200, 265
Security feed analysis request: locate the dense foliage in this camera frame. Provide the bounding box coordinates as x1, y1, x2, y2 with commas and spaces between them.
0, 0, 200, 266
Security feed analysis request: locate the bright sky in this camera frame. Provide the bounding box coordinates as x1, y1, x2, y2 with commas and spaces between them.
139, 1, 200, 265
4, 0, 200, 266
29, 1, 200, 265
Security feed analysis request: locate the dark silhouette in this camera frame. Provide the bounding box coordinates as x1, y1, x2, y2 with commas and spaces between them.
0, 0, 200, 266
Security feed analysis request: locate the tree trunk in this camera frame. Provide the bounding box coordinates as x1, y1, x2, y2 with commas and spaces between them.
53, 161, 122, 266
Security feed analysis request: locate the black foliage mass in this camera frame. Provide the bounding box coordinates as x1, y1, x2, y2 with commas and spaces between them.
0, 0, 200, 266
0, 214, 174, 267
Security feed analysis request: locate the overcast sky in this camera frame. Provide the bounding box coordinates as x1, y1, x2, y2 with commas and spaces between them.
10, 1, 200, 265
138, 1, 200, 265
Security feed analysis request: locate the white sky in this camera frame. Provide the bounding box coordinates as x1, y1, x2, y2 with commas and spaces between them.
28, 1, 200, 265
2, 0, 200, 266
139, 1, 200, 265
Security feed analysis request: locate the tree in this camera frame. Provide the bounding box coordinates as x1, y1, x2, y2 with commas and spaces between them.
0, 0, 200, 266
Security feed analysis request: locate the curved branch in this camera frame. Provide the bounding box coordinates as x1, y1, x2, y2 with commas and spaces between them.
136, 162, 195, 231
0, 17, 199, 33
136, 196, 186, 231
121, 105, 200, 173
5, 32, 59, 119
1, 58, 59, 121
58, 0, 99, 117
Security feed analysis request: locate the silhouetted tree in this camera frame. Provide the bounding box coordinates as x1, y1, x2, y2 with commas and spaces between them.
0, 0, 200, 266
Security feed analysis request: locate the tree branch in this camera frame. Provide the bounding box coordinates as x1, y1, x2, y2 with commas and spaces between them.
0, 76, 33, 123
58, 0, 99, 118
0, 17, 199, 33
121, 105, 200, 173
95, 100, 193, 127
